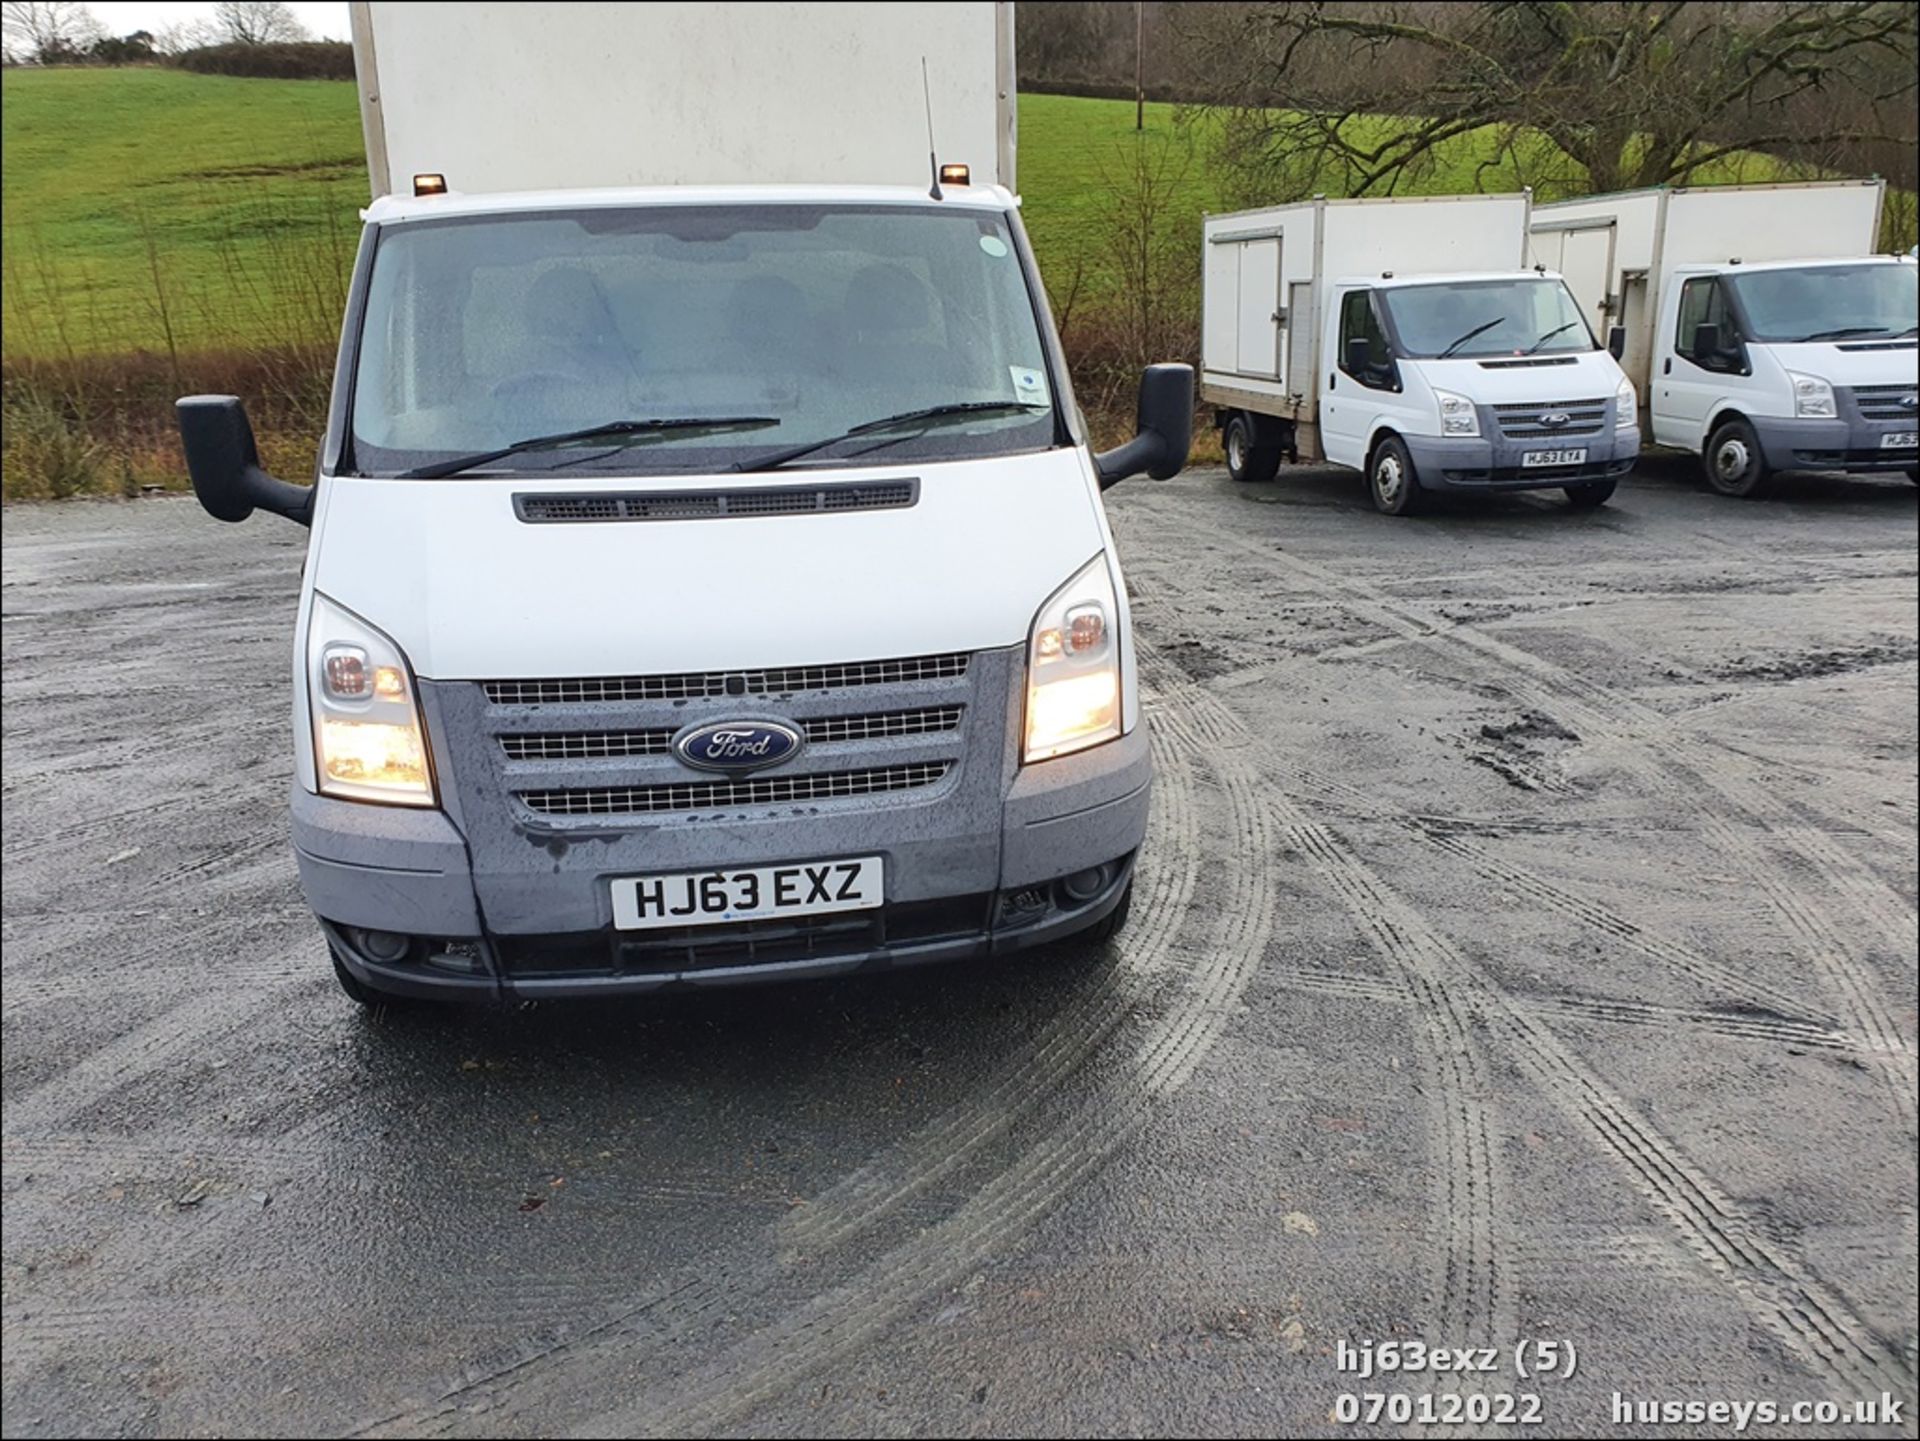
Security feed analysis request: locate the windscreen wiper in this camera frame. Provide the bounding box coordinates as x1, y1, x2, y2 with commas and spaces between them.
1525, 321, 1583, 354
732, 401, 1050, 473
1438, 318, 1504, 359
1795, 326, 1890, 342
400, 416, 780, 480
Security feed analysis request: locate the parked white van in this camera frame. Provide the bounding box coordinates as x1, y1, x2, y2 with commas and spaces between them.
1203, 193, 1639, 515
1532, 180, 1918, 496
174, 3, 1193, 1004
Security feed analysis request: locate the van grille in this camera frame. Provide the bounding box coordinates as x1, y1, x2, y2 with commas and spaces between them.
518, 761, 952, 816
1491, 397, 1607, 439
484, 652, 970, 706
1846, 384, 1919, 422
499, 705, 964, 761
514, 480, 917, 524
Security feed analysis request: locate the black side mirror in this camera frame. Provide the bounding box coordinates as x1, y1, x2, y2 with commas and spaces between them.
176, 395, 314, 526
1094, 363, 1193, 489
1344, 335, 1372, 374
1692, 322, 1721, 360
1607, 325, 1626, 360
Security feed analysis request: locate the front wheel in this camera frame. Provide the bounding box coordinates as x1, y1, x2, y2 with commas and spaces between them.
1703, 418, 1772, 498
1084, 880, 1133, 943
1565, 480, 1616, 509
1224, 413, 1281, 484
1368, 435, 1423, 515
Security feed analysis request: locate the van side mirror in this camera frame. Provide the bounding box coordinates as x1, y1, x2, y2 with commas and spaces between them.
176, 396, 314, 526
1094, 363, 1193, 489
1692, 322, 1721, 359
1345, 336, 1372, 374
1607, 325, 1626, 360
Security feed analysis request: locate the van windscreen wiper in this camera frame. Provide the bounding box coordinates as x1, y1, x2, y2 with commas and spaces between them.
399, 416, 780, 480
1794, 326, 1891, 342
1438, 318, 1504, 358
733, 401, 1050, 473
1525, 321, 1583, 353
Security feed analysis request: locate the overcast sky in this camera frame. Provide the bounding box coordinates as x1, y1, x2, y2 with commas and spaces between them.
89, 1, 352, 41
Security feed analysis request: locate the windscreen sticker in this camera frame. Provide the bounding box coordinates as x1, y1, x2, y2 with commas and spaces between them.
1010, 365, 1049, 405
979, 234, 1010, 258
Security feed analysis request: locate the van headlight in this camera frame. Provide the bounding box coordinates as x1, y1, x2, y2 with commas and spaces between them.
308, 594, 435, 806
1433, 389, 1479, 437
1615, 376, 1638, 429
1024, 554, 1121, 763
1786, 371, 1835, 419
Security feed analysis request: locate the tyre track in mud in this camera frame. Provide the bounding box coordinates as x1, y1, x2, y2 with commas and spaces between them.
356, 702, 1225, 1436
562, 666, 1281, 1437
1136, 632, 1913, 1402
1142, 653, 1513, 1359
1276, 967, 1873, 1055
1131, 493, 1917, 1135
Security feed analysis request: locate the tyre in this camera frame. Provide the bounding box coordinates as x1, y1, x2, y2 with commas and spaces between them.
1703, 417, 1773, 497
1564, 479, 1616, 509
1085, 880, 1133, 943
1368, 435, 1423, 515
1224, 412, 1282, 484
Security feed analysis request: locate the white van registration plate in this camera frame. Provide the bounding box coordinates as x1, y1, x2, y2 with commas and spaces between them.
1522, 448, 1588, 467
611, 856, 883, 930
1883, 433, 1917, 449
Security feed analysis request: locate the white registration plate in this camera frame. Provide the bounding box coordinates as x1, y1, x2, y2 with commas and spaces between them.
1882, 432, 1918, 449
1522, 448, 1588, 468
611, 856, 883, 930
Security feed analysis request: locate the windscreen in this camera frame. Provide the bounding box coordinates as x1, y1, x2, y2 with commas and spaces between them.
349, 205, 1057, 476
1723, 263, 1918, 343
1378, 278, 1596, 359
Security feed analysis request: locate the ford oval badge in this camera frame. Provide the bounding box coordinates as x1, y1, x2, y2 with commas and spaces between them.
673, 720, 803, 774
1541, 410, 1572, 428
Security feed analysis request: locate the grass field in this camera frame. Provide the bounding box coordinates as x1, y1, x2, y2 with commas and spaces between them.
3, 68, 1844, 362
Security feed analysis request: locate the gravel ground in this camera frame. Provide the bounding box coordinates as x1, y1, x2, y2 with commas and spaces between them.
3, 459, 1916, 1438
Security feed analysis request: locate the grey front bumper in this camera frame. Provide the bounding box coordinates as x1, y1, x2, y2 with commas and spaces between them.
1751, 414, 1918, 474
291, 668, 1151, 998
1403, 424, 1640, 491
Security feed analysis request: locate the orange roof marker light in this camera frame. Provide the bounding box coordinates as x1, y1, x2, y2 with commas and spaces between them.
413, 173, 449, 197
939, 163, 971, 186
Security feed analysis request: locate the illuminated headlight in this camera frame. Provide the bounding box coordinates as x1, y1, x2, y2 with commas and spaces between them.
1024, 554, 1121, 763
308, 594, 435, 805
1615, 376, 1638, 429
1787, 371, 1835, 419
1434, 389, 1479, 437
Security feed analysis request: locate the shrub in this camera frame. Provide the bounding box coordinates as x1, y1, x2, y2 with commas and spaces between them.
169, 41, 354, 81
2, 386, 108, 500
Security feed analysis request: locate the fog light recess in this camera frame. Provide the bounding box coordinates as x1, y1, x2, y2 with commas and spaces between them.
1060, 865, 1111, 904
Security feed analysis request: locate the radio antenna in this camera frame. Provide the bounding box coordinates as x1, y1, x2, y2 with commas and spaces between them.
923, 57, 942, 201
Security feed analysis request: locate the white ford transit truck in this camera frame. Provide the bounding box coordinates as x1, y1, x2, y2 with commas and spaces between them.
1201, 192, 1639, 515
175, 1, 1192, 1005
1531, 180, 1918, 497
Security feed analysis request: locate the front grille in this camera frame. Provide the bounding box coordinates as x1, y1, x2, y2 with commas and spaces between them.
494, 894, 991, 977
518, 761, 952, 816
1491, 397, 1607, 439
499, 706, 964, 761
514, 480, 917, 524
1847, 384, 1919, 422
485, 652, 970, 706
502, 729, 673, 761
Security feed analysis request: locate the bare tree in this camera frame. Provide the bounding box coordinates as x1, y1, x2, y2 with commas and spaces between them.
212, 0, 311, 46
1, 0, 103, 63
153, 17, 219, 55
1191, 2, 1919, 202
